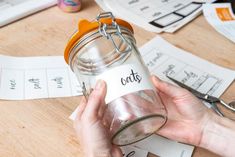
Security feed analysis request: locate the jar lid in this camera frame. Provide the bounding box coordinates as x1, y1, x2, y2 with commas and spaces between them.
64, 18, 134, 64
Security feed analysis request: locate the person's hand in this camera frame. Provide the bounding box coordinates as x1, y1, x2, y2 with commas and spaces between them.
151, 75, 213, 146
151, 76, 235, 156
73, 80, 122, 157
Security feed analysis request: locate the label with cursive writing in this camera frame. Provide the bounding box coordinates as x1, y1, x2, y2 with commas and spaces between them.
121, 145, 148, 157
95, 63, 154, 103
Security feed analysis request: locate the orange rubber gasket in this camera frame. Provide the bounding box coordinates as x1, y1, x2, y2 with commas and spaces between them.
64, 18, 133, 64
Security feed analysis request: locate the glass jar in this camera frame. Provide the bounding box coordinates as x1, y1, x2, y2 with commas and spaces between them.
64, 12, 167, 146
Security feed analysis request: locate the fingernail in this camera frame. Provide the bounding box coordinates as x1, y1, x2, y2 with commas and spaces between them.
154, 75, 161, 81
151, 75, 157, 81
95, 80, 104, 90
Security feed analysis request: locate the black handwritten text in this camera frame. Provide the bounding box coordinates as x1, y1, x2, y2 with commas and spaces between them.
123, 151, 135, 157
121, 69, 142, 86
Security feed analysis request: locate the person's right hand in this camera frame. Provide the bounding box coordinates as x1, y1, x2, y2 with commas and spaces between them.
151, 75, 213, 146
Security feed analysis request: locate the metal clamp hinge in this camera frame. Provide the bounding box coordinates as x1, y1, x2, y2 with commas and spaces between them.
96, 12, 132, 54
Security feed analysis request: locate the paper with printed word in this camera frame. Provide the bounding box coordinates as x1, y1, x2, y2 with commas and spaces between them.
0, 55, 82, 100
95, 0, 204, 33
133, 135, 194, 157
139, 36, 235, 98
121, 146, 148, 157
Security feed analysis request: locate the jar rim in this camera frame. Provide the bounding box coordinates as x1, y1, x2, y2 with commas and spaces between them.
64, 18, 134, 64
68, 26, 135, 73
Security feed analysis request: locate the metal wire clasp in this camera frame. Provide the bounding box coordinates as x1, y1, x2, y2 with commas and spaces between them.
96, 12, 132, 54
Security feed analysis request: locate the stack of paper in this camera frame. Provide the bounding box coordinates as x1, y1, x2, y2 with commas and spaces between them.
203, 3, 235, 43
0, 0, 57, 27
95, 0, 215, 33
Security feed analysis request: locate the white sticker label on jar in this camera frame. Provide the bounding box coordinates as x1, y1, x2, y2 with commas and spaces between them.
96, 64, 154, 104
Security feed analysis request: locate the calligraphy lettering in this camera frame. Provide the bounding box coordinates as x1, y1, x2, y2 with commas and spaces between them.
123, 151, 135, 157
28, 78, 41, 89
51, 77, 63, 88
10, 79, 16, 90
128, 0, 139, 5
121, 69, 142, 86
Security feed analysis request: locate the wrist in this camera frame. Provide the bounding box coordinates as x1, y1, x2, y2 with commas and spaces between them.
199, 111, 219, 148
199, 111, 235, 156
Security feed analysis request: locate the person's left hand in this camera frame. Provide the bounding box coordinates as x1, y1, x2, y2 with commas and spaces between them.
73, 80, 122, 157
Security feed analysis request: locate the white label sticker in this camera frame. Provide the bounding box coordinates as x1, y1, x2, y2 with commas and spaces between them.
96, 64, 154, 103
121, 146, 148, 157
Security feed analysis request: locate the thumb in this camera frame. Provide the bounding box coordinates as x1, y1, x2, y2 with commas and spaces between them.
111, 145, 123, 157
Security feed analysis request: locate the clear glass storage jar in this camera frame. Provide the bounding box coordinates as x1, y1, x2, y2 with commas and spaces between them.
64, 12, 167, 146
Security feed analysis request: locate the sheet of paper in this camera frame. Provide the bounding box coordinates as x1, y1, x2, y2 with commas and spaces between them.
140, 36, 235, 98
194, 0, 216, 2
0, 0, 57, 27
0, 55, 82, 100
96, 0, 204, 33
164, 7, 202, 33
133, 135, 194, 157
203, 3, 235, 43
95, 0, 111, 12
121, 146, 148, 157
